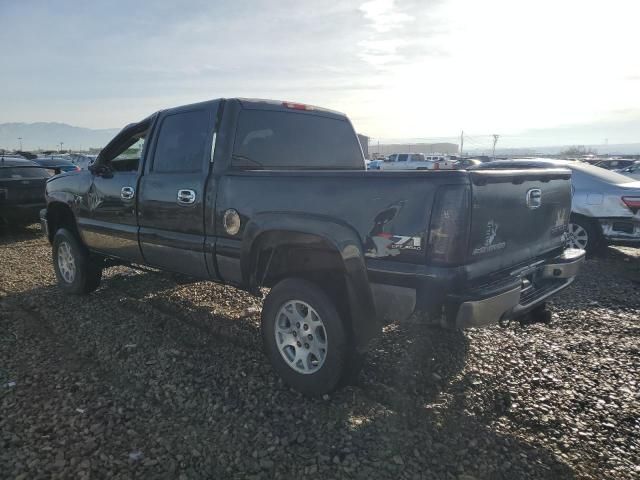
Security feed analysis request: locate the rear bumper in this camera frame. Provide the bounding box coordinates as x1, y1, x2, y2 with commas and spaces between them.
598, 218, 640, 244
452, 248, 585, 328
0, 202, 46, 223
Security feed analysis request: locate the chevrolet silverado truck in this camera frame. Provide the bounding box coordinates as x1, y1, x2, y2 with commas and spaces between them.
41, 98, 585, 395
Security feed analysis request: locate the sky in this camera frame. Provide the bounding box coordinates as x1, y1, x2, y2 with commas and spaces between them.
1, 0, 639, 148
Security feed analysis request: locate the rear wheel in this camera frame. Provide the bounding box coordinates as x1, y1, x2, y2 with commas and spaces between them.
261, 278, 349, 396
53, 228, 103, 294
567, 215, 602, 255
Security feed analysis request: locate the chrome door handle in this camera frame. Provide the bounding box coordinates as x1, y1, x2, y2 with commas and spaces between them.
177, 189, 196, 205
121, 186, 135, 200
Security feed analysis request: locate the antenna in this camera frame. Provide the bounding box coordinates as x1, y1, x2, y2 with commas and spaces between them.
492, 134, 500, 159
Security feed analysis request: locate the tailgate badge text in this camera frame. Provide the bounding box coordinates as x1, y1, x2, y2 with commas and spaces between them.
473, 220, 506, 255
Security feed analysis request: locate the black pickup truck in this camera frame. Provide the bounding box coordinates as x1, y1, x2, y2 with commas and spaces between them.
41, 98, 584, 395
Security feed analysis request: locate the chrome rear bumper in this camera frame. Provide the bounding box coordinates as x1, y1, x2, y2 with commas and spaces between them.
455, 248, 585, 329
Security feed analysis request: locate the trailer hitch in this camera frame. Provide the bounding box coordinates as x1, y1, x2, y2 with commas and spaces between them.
517, 303, 552, 326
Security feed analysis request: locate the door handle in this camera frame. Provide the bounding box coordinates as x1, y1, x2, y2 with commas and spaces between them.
177, 189, 196, 205
121, 186, 135, 200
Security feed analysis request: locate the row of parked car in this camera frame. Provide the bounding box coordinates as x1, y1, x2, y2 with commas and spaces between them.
366, 153, 471, 171
591, 158, 640, 180
2, 149, 639, 255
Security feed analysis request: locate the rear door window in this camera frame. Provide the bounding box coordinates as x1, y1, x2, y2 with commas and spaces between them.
153, 110, 209, 173
232, 110, 363, 170
398, 154, 408, 162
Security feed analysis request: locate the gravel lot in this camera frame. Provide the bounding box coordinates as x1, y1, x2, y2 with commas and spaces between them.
1, 225, 638, 480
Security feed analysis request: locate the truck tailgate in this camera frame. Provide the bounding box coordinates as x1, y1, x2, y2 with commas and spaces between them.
466, 168, 571, 279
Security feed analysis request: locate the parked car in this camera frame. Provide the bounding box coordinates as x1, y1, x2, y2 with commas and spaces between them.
41, 98, 584, 395
32, 157, 81, 175
382, 153, 457, 170
617, 161, 640, 180
480, 159, 640, 253
455, 158, 483, 169
594, 159, 637, 171
367, 158, 383, 170
0, 156, 51, 226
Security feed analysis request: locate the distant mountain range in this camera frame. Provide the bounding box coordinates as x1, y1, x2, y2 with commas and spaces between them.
0, 122, 120, 151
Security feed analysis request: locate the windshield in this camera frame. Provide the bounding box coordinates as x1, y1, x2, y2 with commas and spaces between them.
570, 162, 636, 184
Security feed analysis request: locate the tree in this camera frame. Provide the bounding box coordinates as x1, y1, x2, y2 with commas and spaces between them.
560, 145, 598, 156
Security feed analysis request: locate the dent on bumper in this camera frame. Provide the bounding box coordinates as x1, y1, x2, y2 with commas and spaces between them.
455, 248, 586, 329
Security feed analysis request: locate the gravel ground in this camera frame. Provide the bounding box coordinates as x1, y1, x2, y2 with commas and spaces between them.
1, 224, 638, 480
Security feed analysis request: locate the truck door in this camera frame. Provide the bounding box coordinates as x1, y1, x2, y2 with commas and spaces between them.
137, 101, 219, 278
82, 119, 151, 263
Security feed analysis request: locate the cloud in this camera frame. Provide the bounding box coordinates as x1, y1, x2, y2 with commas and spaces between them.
0, 0, 639, 146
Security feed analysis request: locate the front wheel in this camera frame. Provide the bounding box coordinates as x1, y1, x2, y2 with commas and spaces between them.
53, 228, 103, 295
261, 278, 349, 396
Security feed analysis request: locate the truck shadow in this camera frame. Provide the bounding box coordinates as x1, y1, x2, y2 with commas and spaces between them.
0, 268, 576, 479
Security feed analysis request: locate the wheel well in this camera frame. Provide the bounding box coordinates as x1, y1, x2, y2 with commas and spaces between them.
251, 231, 350, 321
46, 202, 78, 243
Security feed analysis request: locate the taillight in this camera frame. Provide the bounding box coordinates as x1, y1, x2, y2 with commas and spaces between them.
427, 185, 471, 264
622, 196, 640, 212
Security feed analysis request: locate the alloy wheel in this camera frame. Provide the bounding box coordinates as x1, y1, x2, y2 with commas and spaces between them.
274, 300, 328, 374
57, 241, 76, 283
567, 222, 589, 250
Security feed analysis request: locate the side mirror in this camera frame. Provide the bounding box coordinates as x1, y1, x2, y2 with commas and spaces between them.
89, 163, 113, 178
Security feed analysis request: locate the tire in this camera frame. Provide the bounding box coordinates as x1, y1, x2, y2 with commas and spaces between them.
52, 228, 103, 295
567, 215, 603, 256
261, 278, 349, 396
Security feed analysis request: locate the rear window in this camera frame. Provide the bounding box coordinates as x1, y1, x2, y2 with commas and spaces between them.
0, 167, 51, 179
232, 110, 363, 170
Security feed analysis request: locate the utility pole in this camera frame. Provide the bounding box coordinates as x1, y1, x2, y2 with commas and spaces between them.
460, 130, 464, 157
492, 134, 500, 159
17, 137, 23, 151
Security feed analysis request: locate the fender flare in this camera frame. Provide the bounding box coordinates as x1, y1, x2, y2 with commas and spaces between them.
241, 212, 379, 351
45, 197, 78, 242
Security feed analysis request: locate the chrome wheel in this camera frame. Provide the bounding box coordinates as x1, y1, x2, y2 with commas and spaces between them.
274, 300, 327, 375
567, 222, 589, 250
57, 241, 76, 283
